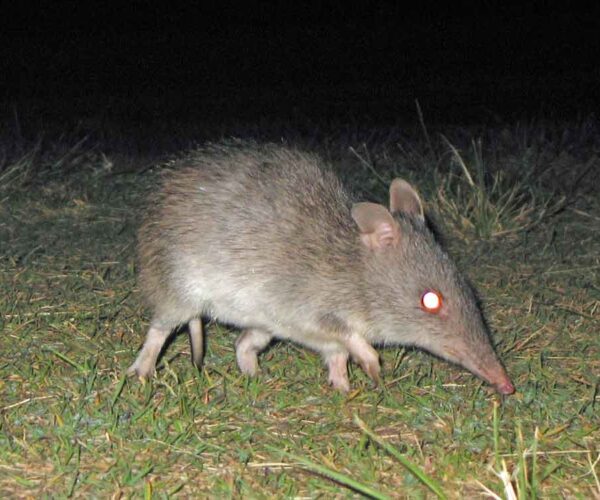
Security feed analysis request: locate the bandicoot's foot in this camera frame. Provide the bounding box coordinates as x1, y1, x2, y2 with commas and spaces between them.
327, 353, 351, 393
235, 328, 272, 376
126, 357, 155, 380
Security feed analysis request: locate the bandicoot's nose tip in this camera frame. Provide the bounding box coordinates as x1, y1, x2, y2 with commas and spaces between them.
497, 380, 516, 395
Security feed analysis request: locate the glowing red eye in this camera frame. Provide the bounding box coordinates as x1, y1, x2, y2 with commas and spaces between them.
421, 290, 443, 313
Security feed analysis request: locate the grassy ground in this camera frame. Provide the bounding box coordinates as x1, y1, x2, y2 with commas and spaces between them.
0, 117, 598, 498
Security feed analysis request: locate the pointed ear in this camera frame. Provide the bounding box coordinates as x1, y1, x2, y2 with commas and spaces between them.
351, 202, 400, 250
389, 178, 424, 220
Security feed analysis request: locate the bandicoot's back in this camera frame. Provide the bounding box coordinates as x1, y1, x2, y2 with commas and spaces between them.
137, 142, 358, 324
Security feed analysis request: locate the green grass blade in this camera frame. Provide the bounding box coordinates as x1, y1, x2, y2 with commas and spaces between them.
45, 347, 87, 372
266, 446, 391, 500
354, 414, 447, 499
110, 373, 128, 411
493, 401, 501, 468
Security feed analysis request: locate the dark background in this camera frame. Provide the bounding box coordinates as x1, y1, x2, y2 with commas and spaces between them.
2, 2, 599, 126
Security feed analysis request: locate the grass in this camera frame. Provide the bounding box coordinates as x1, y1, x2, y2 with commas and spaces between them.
0, 115, 598, 498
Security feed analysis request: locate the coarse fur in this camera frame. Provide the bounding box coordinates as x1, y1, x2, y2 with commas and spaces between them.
129, 140, 514, 394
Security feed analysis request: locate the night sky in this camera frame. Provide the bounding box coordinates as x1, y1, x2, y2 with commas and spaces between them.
3, 3, 599, 124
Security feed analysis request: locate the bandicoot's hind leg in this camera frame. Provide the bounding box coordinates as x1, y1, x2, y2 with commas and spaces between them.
235, 328, 272, 376
128, 320, 173, 379
188, 318, 204, 370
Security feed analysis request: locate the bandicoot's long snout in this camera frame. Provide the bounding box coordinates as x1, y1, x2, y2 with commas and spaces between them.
497, 381, 516, 395
438, 341, 515, 395
472, 362, 515, 395
487, 369, 515, 395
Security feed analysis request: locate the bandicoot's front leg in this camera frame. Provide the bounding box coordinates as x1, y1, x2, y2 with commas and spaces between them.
326, 352, 350, 392
344, 335, 381, 384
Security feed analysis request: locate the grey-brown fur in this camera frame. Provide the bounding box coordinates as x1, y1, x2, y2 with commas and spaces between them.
129, 140, 515, 395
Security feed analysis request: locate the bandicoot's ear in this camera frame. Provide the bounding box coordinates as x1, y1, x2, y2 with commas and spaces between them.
351, 202, 400, 250
389, 178, 424, 221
